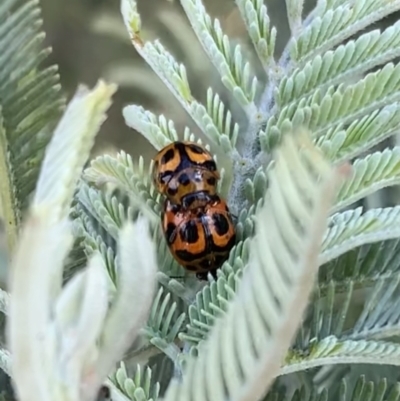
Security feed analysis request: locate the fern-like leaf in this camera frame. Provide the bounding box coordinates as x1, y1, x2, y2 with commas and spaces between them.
283, 337, 400, 376
319, 238, 400, 288
180, 0, 258, 112
110, 362, 160, 401
266, 376, 400, 401
292, 1, 400, 64
349, 276, 400, 341
281, 22, 400, 107
0, 0, 65, 251
334, 148, 400, 212
84, 152, 160, 223
143, 286, 186, 362
321, 207, 400, 265
234, 0, 276, 71
120, 0, 239, 154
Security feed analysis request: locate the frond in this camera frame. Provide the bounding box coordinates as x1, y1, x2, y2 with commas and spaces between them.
321, 207, 400, 265
262, 101, 400, 162
295, 281, 354, 349
348, 276, 400, 341
283, 337, 400, 375
281, 22, 400, 107
76, 183, 132, 241
205, 88, 239, 149
180, 232, 254, 345
314, 63, 400, 138
84, 152, 160, 224
142, 286, 186, 362
72, 188, 119, 287
146, 354, 175, 396
319, 238, 400, 288
291, 279, 400, 374
242, 166, 268, 205
122, 106, 179, 151
334, 148, 400, 212
110, 362, 160, 401
0, 0, 65, 251
285, 0, 304, 35
316, 104, 400, 162
234, 0, 277, 71
291, 1, 400, 64
180, 264, 242, 345
62, 236, 87, 282
265, 376, 400, 401
180, 0, 258, 113
273, 62, 400, 142
120, 0, 240, 154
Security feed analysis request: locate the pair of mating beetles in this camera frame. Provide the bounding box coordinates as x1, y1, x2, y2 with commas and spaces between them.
152, 141, 236, 280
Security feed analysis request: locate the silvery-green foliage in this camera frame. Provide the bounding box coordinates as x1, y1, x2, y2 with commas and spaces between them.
74, 0, 400, 400
0, 0, 64, 253
0, 5, 163, 401
5, 77, 161, 401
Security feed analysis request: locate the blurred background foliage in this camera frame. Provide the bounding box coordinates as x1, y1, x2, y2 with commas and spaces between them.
39, 0, 297, 161
39, 0, 400, 162
40, 0, 399, 158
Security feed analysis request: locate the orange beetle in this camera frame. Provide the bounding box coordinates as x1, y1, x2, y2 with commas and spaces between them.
152, 141, 220, 209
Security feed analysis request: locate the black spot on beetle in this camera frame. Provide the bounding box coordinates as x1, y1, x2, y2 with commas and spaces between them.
207, 176, 216, 186
161, 148, 175, 164
203, 160, 217, 171
178, 173, 190, 186
167, 186, 178, 196
180, 220, 199, 243
212, 213, 230, 236
176, 249, 199, 262
188, 144, 205, 154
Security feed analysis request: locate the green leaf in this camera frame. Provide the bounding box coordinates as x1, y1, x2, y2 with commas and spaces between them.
234, 0, 277, 71
110, 362, 160, 401
0, 0, 65, 251
180, 0, 258, 111
348, 276, 400, 341
84, 152, 161, 224
317, 103, 400, 162
281, 21, 400, 106
283, 337, 400, 376
295, 281, 354, 350
321, 207, 400, 265
266, 376, 400, 401
77, 183, 132, 241
292, 0, 400, 64
334, 148, 400, 212
142, 286, 186, 361
319, 238, 400, 288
